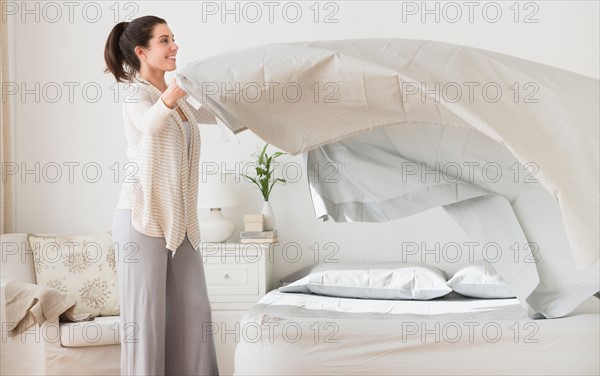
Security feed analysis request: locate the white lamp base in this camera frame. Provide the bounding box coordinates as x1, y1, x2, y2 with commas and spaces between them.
199, 209, 236, 243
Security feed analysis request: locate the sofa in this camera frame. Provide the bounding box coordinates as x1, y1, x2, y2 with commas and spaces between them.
0, 233, 120, 375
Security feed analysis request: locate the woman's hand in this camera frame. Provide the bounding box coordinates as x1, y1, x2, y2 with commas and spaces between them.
161, 77, 187, 109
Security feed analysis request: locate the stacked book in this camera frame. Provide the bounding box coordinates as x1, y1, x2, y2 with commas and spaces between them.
240, 215, 278, 243
244, 214, 264, 231
240, 230, 278, 244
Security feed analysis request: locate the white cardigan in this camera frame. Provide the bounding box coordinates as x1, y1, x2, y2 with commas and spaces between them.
116, 75, 217, 254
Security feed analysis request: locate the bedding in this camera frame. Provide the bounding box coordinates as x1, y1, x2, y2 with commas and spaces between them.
447, 260, 514, 299
177, 38, 599, 318
278, 261, 452, 300
233, 290, 600, 375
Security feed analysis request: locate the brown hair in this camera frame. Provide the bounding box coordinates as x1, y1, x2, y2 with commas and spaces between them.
103, 15, 167, 83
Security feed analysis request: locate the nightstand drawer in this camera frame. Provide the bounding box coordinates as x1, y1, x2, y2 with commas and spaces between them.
204, 261, 259, 295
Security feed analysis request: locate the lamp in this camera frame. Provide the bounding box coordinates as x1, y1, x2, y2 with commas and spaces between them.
198, 173, 239, 243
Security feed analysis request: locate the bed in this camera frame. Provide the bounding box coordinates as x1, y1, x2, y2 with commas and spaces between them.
234, 289, 600, 375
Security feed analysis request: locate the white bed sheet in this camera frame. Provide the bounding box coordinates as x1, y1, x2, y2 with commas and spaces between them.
234, 290, 600, 375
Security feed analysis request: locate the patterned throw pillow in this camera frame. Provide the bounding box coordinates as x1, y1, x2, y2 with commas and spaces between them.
28, 232, 119, 316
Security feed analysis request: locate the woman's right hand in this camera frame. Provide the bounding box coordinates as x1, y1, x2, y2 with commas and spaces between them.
161, 77, 187, 109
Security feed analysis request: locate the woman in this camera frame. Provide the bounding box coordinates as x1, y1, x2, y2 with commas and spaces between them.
103, 16, 219, 376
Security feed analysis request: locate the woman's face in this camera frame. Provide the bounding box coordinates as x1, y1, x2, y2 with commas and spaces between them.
136, 23, 179, 73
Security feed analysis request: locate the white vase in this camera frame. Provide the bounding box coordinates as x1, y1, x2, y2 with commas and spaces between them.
262, 201, 276, 231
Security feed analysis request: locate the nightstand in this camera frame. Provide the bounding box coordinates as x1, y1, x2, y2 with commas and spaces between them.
201, 242, 275, 376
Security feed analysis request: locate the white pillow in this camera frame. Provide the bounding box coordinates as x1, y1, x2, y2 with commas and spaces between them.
279, 261, 451, 300
447, 260, 515, 299
29, 232, 120, 316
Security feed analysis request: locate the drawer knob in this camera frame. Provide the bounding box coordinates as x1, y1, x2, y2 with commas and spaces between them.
223, 273, 230, 279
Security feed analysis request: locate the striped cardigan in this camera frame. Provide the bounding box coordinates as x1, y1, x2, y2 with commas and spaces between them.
116, 75, 217, 254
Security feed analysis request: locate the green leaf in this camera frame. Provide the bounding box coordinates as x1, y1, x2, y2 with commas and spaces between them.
266, 178, 286, 199
258, 143, 268, 165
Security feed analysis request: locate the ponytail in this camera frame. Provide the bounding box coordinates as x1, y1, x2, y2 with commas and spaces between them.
103, 16, 167, 83
103, 22, 129, 83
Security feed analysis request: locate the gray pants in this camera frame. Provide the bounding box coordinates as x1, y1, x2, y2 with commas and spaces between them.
112, 209, 219, 376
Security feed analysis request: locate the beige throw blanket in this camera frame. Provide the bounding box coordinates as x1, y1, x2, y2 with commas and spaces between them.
4, 280, 95, 336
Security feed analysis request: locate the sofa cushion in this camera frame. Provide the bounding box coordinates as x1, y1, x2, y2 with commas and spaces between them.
28, 232, 119, 316
60, 316, 121, 347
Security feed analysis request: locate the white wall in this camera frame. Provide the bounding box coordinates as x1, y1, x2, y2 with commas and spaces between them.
6, 1, 599, 280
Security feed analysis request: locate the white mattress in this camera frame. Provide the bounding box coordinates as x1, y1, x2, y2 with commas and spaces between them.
234, 290, 600, 375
